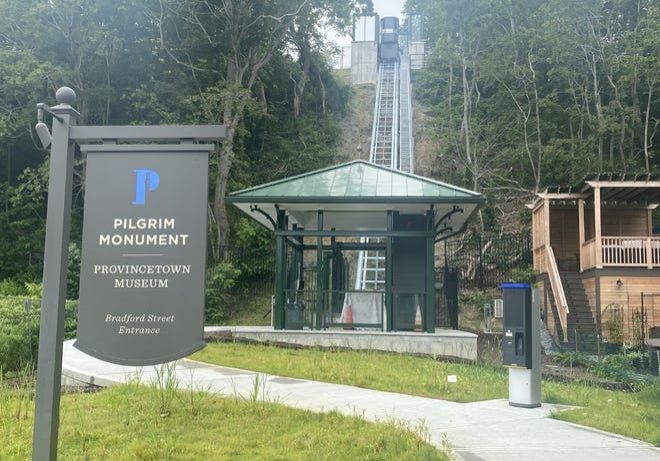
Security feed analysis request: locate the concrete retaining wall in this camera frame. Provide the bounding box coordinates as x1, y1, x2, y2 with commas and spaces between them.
206, 326, 478, 361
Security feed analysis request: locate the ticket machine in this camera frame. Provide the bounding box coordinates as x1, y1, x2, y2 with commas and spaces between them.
501, 283, 541, 408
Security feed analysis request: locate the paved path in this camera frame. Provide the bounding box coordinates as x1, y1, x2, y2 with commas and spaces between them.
61, 340, 660, 461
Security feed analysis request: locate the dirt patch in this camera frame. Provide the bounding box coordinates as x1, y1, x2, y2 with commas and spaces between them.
335, 72, 375, 162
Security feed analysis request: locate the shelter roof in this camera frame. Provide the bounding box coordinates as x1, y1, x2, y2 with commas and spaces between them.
228, 160, 484, 233
536, 173, 660, 207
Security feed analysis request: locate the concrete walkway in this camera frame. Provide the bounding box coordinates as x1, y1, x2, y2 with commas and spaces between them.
61, 340, 660, 461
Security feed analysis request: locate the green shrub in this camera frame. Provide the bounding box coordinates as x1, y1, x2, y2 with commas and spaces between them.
0, 295, 78, 376
0, 299, 39, 374
205, 263, 241, 324
591, 353, 655, 388
553, 351, 594, 368
628, 351, 651, 370
0, 279, 28, 296
64, 300, 78, 339
24, 282, 42, 298
67, 242, 81, 300
510, 266, 537, 285
459, 290, 490, 312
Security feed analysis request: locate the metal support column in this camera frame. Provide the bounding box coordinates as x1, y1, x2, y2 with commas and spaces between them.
425, 208, 436, 333
274, 209, 287, 329
315, 210, 324, 329
385, 210, 394, 331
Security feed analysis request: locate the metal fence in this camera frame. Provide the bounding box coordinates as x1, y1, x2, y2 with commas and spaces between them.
213, 233, 531, 311
602, 303, 652, 351
435, 268, 458, 329
443, 232, 532, 291
215, 233, 532, 299
217, 245, 275, 296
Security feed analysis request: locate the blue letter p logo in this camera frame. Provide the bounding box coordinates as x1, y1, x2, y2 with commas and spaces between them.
132, 169, 160, 205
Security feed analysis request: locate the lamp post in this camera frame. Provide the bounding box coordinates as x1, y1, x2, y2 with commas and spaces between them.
32, 87, 79, 461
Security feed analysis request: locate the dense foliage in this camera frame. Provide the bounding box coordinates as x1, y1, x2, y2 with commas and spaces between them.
0, 286, 78, 375
408, 0, 660, 230
2, 0, 658, 280
0, 0, 369, 286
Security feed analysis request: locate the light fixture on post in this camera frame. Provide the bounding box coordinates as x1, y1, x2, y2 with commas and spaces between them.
616, 279, 623, 288
35, 102, 64, 149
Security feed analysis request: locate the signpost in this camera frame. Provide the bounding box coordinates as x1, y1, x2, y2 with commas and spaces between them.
31, 87, 226, 460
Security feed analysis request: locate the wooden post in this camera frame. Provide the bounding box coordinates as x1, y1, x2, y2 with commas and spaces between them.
647, 208, 653, 269
543, 198, 551, 250
594, 186, 602, 268
578, 198, 585, 272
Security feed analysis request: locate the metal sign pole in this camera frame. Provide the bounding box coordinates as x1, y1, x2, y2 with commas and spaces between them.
32, 87, 79, 461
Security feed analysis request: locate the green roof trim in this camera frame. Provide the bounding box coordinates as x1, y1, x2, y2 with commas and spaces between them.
228, 160, 482, 203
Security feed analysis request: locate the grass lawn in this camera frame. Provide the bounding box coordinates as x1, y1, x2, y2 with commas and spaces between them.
0, 383, 447, 460
193, 342, 509, 402
192, 341, 660, 446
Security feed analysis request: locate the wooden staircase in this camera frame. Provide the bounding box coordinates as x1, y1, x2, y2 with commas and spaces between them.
561, 271, 600, 353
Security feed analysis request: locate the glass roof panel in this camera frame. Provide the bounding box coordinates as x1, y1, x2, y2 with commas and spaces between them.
229, 160, 482, 201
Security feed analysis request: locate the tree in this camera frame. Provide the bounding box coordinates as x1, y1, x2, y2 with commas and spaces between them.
156, 0, 366, 259
412, 0, 660, 231
0, 0, 356, 281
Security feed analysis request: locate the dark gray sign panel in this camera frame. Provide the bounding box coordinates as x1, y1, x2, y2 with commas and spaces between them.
75, 147, 209, 365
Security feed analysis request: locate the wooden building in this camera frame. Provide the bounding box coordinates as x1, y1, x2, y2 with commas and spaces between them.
530, 174, 660, 352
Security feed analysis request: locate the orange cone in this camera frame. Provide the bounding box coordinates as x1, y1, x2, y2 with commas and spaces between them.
345, 305, 354, 325
414, 304, 423, 332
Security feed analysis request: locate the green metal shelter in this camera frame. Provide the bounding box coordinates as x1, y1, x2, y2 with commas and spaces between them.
227, 160, 483, 332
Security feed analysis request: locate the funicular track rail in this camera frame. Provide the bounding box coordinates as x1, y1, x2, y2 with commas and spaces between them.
355, 52, 413, 291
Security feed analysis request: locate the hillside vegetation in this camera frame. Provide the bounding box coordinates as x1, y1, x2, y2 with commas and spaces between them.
1, 0, 658, 284
410, 0, 660, 231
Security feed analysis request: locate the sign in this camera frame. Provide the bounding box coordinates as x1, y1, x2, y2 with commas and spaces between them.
75, 146, 209, 365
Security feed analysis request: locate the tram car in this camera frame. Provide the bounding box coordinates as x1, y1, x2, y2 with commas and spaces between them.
380, 16, 399, 33
379, 17, 400, 62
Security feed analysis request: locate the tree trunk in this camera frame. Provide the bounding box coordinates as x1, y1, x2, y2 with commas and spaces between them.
643, 81, 653, 173
461, 56, 472, 166
447, 33, 453, 139
529, 56, 542, 192
212, 109, 241, 260
590, 56, 604, 168
292, 40, 312, 117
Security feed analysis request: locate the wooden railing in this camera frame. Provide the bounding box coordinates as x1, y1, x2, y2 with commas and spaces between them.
581, 239, 596, 270
546, 246, 569, 341
602, 237, 660, 267
583, 237, 660, 269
